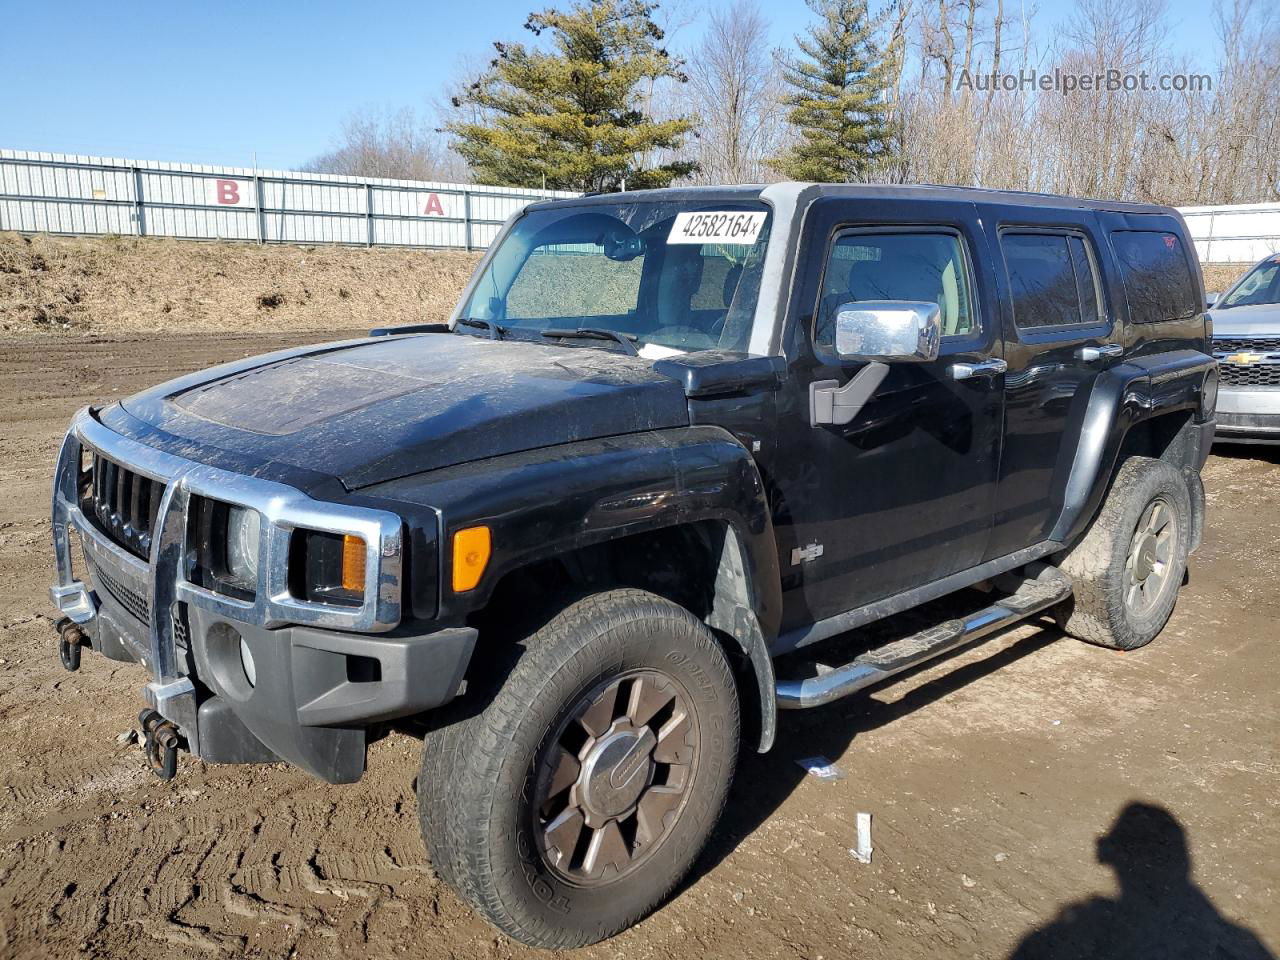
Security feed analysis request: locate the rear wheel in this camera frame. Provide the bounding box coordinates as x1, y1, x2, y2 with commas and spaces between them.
1056, 456, 1191, 650
418, 588, 739, 948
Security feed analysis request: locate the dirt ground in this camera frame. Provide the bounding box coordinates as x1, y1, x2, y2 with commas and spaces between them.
0, 333, 1276, 960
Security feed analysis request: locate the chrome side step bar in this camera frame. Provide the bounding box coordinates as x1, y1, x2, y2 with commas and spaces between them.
776, 566, 1072, 710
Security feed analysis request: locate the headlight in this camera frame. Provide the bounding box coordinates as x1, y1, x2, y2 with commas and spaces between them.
189, 497, 260, 600
225, 506, 261, 585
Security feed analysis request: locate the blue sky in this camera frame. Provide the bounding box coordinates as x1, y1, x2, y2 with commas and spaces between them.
0, 0, 1219, 171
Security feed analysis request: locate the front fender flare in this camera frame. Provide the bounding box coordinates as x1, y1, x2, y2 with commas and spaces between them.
364, 426, 782, 750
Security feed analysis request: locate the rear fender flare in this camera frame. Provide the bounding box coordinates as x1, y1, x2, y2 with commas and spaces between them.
1052, 351, 1215, 546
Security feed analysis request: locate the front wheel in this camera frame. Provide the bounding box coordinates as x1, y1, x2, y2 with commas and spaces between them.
1056, 456, 1192, 650
418, 589, 740, 948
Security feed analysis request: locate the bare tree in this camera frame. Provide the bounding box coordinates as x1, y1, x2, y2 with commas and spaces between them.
305, 107, 468, 182
1033, 0, 1170, 199
890, 0, 1280, 205
684, 1, 788, 184
1195, 0, 1280, 202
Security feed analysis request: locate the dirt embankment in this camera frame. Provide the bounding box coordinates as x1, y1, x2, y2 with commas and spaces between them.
1201, 263, 1252, 294
0, 232, 481, 338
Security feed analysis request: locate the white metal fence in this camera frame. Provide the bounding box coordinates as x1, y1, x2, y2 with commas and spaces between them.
1180, 202, 1280, 264
0, 149, 577, 250
4, 150, 1276, 264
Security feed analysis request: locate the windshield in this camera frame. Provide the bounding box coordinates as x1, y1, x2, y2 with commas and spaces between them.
458, 199, 773, 354
1220, 255, 1280, 308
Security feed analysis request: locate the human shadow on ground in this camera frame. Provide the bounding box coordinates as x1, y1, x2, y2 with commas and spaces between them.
1007, 802, 1274, 960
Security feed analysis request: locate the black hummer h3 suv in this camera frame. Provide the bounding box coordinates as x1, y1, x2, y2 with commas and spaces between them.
50, 183, 1216, 947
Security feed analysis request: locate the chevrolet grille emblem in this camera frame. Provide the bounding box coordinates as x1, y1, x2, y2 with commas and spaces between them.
1225, 352, 1263, 365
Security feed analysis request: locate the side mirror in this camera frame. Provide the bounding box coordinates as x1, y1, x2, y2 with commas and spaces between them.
833, 300, 942, 363
1205, 292, 1219, 309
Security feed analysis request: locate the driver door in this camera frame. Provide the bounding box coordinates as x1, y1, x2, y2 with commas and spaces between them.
769, 197, 1006, 632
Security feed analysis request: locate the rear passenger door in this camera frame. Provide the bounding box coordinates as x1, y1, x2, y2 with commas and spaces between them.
980, 209, 1118, 560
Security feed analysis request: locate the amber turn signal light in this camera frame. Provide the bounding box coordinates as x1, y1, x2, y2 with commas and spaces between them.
452, 526, 491, 592
340, 534, 366, 592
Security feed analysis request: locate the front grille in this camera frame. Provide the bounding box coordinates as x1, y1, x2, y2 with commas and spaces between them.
89, 558, 150, 623
1213, 336, 1280, 389
87, 453, 166, 560
1220, 363, 1280, 387
1214, 336, 1280, 353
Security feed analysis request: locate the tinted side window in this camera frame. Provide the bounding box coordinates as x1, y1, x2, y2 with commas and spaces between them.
1001, 232, 1102, 329
1110, 230, 1198, 323
816, 231, 974, 348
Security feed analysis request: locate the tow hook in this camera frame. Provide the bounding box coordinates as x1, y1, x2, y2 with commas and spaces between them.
138, 708, 180, 780
55, 617, 88, 672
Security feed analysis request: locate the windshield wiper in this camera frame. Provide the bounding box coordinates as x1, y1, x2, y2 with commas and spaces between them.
455, 317, 507, 340
540, 327, 640, 357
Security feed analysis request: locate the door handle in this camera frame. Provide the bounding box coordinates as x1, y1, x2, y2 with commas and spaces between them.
950, 358, 1008, 381
1075, 343, 1123, 362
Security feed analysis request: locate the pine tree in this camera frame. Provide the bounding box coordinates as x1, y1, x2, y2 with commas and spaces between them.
447, 0, 696, 192
773, 0, 895, 182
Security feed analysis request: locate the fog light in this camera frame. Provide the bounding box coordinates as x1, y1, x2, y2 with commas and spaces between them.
239, 636, 257, 687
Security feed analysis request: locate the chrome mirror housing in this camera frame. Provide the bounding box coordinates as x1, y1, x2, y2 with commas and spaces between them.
833, 300, 942, 363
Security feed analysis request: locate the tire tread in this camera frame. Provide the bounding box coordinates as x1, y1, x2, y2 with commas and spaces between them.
1057, 456, 1191, 650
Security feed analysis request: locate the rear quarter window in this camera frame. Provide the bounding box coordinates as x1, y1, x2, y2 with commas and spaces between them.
1110, 230, 1198, 324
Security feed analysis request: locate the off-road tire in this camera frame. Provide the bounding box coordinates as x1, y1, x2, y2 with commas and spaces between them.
1055, 456, 1191, 650
418, 588, 740, 948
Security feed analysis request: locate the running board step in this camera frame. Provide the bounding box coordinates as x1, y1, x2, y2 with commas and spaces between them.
776, 566, 1072, 710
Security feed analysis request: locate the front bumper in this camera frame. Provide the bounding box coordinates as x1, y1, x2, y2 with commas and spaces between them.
51, 408, 475, 783
1214, 387, 1280, 443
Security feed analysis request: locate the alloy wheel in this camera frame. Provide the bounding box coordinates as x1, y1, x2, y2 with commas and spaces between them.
1124, 495, 1178, 616
533, 669, 699, 886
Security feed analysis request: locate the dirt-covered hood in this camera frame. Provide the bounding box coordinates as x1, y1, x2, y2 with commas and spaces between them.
110, 333, 691, 491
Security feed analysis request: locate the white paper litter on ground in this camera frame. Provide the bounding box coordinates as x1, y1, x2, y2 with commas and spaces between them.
795, 756, 846, 780
850, 812, 873, 863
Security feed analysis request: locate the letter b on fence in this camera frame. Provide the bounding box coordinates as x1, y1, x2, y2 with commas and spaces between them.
215, 179, 240, 205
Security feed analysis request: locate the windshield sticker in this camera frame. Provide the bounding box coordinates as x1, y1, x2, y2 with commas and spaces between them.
668, 211, 766, 245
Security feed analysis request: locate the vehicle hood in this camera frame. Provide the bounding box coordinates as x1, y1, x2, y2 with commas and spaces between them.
1209, 302, 1280, 336
110, 333, 691, 491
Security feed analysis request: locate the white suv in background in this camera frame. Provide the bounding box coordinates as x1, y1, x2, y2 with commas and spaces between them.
1209, 254, 1280, 444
